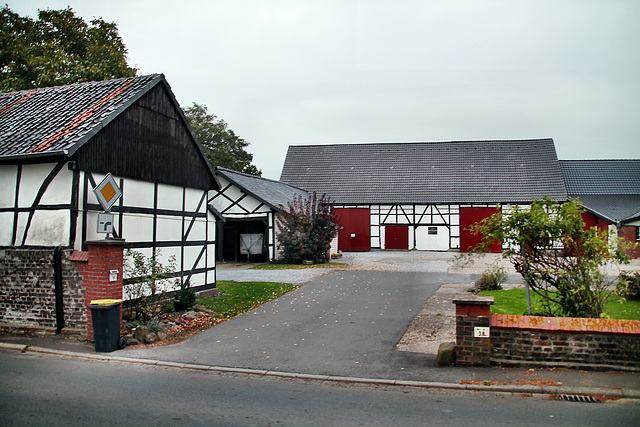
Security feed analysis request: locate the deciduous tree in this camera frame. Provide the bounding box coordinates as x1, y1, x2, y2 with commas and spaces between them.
183, 103, 261, 175
468, 198, 632, 318
0, 6, 136, 91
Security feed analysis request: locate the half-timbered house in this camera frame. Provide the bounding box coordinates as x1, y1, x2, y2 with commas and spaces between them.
210, 167, 308, 262
0, 74, 219, 333
280, 139, 568, 252
560, 159, 640, 258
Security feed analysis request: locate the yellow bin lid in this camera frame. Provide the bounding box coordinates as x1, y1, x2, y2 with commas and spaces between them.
90, 299, 123, 305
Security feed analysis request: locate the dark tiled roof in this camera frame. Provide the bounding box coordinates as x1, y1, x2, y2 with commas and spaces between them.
280, 139, 567, 204
0, 74, 162, 159
560, 160, 640, 195
574, 194, 640, 224
560, 160, 640, 223
216, 167, 308, 211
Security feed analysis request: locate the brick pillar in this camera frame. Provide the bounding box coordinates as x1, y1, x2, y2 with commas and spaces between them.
71, 238, 125, 340
453, 295, 494, 366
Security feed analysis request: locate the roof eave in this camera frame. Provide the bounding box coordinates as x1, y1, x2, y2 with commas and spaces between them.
579, 205, 618, 224
0, 149, 70, 163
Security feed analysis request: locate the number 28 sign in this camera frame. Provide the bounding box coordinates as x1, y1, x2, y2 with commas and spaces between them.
474, 327, 490, 338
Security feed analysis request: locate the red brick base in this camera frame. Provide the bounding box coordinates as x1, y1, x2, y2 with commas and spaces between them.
71, 238, 125, 340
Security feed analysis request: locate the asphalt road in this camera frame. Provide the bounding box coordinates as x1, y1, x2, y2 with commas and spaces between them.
122, 270, 476, 380
2, 351, 638, 427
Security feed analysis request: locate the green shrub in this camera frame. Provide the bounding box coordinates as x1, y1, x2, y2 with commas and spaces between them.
470, 264, 508, 293
617, 271, 640, 301
174, 280, 196, 311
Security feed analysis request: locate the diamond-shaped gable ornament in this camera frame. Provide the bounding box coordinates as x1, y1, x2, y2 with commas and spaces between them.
93, 173, 122, 212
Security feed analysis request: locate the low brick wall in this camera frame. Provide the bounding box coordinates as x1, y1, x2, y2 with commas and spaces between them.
491, 314, 640, 371
0, 248, 86, 336
454, 297, 640, 371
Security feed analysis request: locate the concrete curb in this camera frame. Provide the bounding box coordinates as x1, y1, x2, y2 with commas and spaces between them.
3, 342, 639, 400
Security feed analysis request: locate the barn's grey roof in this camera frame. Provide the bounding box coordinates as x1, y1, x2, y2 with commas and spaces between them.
280, 139, 567, 204
560, 160, 640, 195
216, 167, 308, 211
560, 160, 640, 223
0, 74, 163, 159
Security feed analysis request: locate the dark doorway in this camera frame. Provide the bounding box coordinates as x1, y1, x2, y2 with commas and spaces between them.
218, 219, 268, 262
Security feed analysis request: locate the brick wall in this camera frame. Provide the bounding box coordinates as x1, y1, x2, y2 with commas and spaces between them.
490, 314, 640, 370
0, 248, 86, 336
453, 297, 640, 370
619, 225, 640, 259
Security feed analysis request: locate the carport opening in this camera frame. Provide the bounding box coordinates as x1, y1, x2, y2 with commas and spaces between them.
219, 219, 268, 262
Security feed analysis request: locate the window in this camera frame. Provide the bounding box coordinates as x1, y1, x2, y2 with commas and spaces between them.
636, 227, 640, 241
428, 227, 438, 235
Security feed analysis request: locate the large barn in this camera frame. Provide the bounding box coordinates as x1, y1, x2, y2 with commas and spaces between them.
280, 139, 568, 252
0, 74, 219, 333
560, 159, 640, 258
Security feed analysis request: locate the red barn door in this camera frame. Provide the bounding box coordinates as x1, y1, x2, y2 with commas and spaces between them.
460, 207, 502, 253
385, 225, 409, 250
335, 208, 370, 252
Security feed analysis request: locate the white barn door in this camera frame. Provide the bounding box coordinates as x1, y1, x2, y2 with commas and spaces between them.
414, 225, 449, 250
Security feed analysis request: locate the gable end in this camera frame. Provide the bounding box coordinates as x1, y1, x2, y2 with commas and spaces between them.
75, 83, 215, 190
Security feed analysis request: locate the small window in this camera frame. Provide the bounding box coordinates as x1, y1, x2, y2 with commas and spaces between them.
636, 227, 640, 241
428, 227, 438, 235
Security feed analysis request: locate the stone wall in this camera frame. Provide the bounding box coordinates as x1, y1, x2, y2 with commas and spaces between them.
0, 248, 86, 336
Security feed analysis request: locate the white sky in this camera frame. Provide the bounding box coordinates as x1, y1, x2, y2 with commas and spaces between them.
10, 0, 640, 179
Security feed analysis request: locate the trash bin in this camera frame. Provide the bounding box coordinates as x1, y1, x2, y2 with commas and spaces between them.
88, 299, 124, 352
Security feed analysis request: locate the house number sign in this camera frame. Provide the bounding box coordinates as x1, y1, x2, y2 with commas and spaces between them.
474, 327, 490, 338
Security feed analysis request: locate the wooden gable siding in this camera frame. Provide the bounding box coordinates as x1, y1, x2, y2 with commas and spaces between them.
75, 83, 214, 190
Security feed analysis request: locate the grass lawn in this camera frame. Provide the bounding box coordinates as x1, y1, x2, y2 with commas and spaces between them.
252, 262, 348, 270
199, 280, 298, 319
478, 288, 640, 320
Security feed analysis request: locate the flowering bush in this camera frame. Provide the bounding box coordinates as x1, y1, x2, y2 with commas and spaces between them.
276, 192, 339, 264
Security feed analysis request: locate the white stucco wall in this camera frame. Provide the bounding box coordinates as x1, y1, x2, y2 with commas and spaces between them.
0, 163, 74, 246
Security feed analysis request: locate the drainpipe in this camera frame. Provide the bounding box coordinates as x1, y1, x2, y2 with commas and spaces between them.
53, 247, 65, 334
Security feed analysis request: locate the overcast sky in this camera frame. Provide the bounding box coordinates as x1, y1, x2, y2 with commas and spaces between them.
11, 0, 640, 179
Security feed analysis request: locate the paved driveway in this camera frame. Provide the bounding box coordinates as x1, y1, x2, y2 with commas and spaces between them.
123, 252, 479, 380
